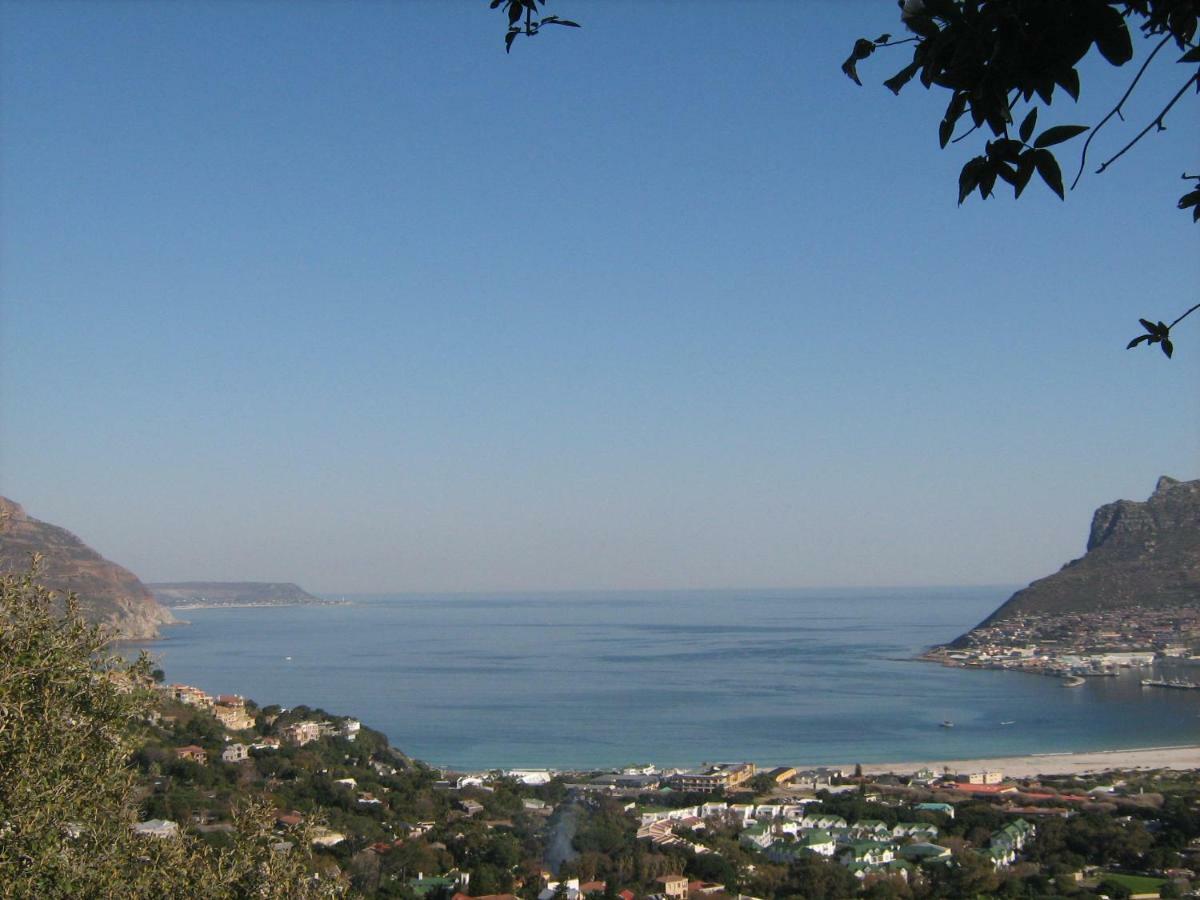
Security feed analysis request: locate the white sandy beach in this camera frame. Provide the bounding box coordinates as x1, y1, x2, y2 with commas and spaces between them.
854, 745, 1200, 779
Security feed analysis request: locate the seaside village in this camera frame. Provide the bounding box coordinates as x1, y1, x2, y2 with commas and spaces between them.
131, 678, 1200, 898
924, 606, 1200, 686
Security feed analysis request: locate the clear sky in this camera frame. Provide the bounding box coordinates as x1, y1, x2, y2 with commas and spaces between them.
1, 1, 1196, 594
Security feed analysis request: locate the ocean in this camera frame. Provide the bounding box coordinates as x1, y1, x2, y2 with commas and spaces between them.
130, 587, 1200, 771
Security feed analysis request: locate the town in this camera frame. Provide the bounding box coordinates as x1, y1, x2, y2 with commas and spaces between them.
135, 676, 1200, 898
923, 606, 1200, 684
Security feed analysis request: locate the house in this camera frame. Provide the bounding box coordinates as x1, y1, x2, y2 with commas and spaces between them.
506, 769, 553, 786
166, 684, 213, 708
656, 875, 688, 900
739, 822, 774, 849
339, 719, 361, 740
898, 843, 952, 863
221, 743, 250, 763
281, 721, 321, 747
133, 819, 180, 838
840, 841, 895, 866
914, 802, 955, 819
213, 703, 256, 731
892, 822, 939, 839
174, 745, 207, 764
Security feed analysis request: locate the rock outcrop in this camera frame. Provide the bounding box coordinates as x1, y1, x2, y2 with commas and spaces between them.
0, 496, 176, 640
977, 476, 1200, 626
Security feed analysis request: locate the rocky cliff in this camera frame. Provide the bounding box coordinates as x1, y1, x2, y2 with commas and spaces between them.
977, 476, 1200, 626
0, 496, 176, 640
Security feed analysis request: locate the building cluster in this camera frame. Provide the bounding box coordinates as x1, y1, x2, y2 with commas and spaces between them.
633, 795, 1036, 882
925, 605, 1200, 677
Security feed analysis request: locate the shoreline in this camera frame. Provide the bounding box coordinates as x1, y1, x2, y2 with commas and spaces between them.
851, 744, 1200, 779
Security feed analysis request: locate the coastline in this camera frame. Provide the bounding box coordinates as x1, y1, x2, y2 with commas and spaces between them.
853, 744, 1200, 779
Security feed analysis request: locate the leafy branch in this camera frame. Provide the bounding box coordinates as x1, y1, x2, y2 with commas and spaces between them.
491, 0, 579, 53
1128, 301, 1200, 358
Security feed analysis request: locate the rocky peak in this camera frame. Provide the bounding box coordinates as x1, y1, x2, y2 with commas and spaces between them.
0, 496, 176, 640
967, 476, 1200, 631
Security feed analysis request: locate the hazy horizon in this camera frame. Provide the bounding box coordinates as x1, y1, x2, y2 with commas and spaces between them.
2, 2, 1196, 595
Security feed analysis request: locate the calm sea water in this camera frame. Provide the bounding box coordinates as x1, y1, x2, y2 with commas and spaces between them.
130, 588, 1200, 770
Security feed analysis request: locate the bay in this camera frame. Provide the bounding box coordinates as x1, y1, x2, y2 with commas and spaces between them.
130, 587, 1200, 771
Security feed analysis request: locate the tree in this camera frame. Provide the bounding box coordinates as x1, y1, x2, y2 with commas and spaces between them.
0, 558, 344, 898
843, 0, 1198, 356
492, 1, 1198, 355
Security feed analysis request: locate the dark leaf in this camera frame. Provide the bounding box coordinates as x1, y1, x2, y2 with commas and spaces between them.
1139, 318, 1158, 333
1127, 335, 1150, 349
884, 61, 921, 95
508, 1, 522, 24
1034, 125, 1089, 149
978, 163, 998, 200
490, 0, 504, 8
1094, 6, 1134, 66
994, 162, 1018, 186
1014, 152, 1036, 198
1177, 189, 1200, 209
875, 34, 891, 44
853, 38, 875, 61
505, 30, 518, 52
1163, 339, 1174, 358
1180, 46, 1200, 63
1033, 149, 1065, 199
841, 55, 862, 86
958, 157, 984, 205
1056, 68, 1080, 101
1018, 108, 1037, 144
939, 118, 954, 148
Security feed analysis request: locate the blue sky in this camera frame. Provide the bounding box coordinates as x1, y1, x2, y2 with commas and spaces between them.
1, 1, 1196, 593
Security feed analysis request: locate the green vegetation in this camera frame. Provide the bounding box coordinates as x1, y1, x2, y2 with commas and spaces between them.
1100, 871, 1168, 892
0, 559, 341, 897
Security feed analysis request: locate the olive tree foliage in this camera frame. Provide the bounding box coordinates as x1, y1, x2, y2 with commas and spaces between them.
491, 0, 1198, 356
0, 556, 345, 899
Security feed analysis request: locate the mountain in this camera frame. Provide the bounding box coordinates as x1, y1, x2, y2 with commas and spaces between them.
0, 496, 176, 639
976, 476, 1200, 628
149, 582, 326, 607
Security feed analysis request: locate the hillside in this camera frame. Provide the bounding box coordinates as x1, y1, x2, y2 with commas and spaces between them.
976, 476, 1200, 628
0, 496, 176, 639
149, 581, 327, 607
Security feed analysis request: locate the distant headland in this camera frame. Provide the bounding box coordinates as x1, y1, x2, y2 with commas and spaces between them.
148, 581, 346, 609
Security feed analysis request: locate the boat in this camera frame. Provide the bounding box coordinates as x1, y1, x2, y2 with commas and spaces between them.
1000, 721, 1015, 726
1062, 675, 1086, 687
1141, 677, 1200, 690
939, 720, 954, 728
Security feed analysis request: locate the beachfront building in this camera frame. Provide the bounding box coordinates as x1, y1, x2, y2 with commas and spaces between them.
669, 763, 755, 794
221, 743, 250, 763
956, 771, 1005, 785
